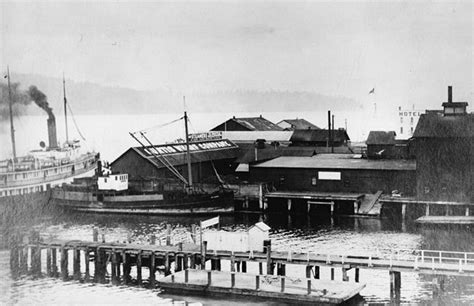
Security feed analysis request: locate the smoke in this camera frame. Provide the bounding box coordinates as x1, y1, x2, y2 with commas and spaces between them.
28, 85, 54, 119
0, 82, 31, 121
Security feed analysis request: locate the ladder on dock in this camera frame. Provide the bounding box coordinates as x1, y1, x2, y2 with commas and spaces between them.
358, 190, 383, 214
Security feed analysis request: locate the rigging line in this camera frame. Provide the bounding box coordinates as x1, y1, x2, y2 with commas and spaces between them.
138, 132, 189, 184
66, 102, 86, 141
129, 132, 188, 185
137, 116, 184, 133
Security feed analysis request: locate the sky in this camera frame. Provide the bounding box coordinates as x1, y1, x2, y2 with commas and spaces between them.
1, 1, 473, 109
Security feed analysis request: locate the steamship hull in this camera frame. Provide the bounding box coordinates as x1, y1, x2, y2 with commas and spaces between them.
50, 189, 234, 215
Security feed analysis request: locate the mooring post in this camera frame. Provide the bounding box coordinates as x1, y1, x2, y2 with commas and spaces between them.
84, 248, 90, 282
355, 268, 360, 282
389, 271, 401, 302
92, 228, 98, 242
60, 246, 68, 281
201, 241, 207, 269
231, 272, 235, 288
207, 270, 212, 286
166, 224, 172, 246
137, 250, 142, 286
264, 240, 272, 275
73, 247, 81, 280
149, 252, 156, 287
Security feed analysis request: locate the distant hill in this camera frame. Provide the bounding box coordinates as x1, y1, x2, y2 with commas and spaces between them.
6, 73, 362, 116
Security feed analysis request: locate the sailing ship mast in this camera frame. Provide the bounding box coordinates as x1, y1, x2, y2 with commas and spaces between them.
63, 74, 69, 144
6, 66, 16, 159
183, 96, 193, 189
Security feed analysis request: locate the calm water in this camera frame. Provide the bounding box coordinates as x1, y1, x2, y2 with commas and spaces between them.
1, 211, 474, 305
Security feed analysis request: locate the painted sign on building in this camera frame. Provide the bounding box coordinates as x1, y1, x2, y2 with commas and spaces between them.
398, 106, 424, 138
142, 139, 236, 157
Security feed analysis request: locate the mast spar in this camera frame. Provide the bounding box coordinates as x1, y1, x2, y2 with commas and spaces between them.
63, 74, 69, 144
184, 96, 193, 188
6, 66, 16, 159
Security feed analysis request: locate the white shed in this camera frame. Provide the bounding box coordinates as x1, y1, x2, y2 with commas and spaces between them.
248, 222, 270, 252
202, 222, 270, 252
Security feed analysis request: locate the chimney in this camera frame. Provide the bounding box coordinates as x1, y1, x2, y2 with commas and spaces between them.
47, 117, 58, 149
448, 86, 452, 103
442, 85, 468, 116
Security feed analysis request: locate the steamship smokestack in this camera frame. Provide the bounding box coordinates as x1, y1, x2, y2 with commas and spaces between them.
448, 85, 452, 103
28, 85, 58, 149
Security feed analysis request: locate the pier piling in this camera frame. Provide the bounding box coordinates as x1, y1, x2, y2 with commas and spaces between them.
149, 252, 156, 287
73, 247, 81, 280
389, 271, 401, 301
60, 247, 68, 281
137, 251, 143, 286
84, 248, 90, 281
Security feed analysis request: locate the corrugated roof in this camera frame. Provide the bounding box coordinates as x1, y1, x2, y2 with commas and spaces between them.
277, 119, 320, 130
413, 112, 474, 138
290, 129, 350, 143
233, 117, 283, 131
366, 131, 396, 145
251, 156, 416, 171
119, 139, 240, 169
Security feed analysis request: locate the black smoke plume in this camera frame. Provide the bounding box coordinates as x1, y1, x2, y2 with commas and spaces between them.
0, 82, 31, 121
28, 85, 54, 119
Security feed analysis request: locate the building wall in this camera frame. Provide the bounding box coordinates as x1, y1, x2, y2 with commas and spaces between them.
416, 138, 473, 202
250, 167, 416, 195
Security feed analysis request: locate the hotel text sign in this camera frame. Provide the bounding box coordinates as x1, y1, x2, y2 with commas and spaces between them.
399, 111, 422, 117
144, 140, 234, 156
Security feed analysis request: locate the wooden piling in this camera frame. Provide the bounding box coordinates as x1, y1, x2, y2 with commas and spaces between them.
84, 248, 90, 282
231, 272, 235, 288
185, 269, 189, 283
166, 224, 172, 246
389, 271, 401, 301
230, 254, 236, 272
123, 251, 131, 285
342, 267, 349, 281
306, 265, 312, 278
46, 248, 52, 276
259, 262, 263, 275
256, 275, 260, 290
241, 261, 247, 273
164, 252, 171, 276
149, 252, 156, 287
314, 266, 320, 279
201, 242, 207, 269
60, 247, 68, 281
20, 246, 28, 275
265, 240, 272, 275
207, 271, 212, 285
281, 277, 285, 292
137, 251, 142, 286
355, 268, 359, 282
183, 254, 189, 270
150, 235, 156, 245
307, 279, 312, 295
93, 228, 98, 242
111, 250, 118, 285
51, 248, 57, 277
330, 268, 335, 280
73, 247, 81, 280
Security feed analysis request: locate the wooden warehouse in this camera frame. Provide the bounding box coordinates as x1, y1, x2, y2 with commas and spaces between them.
413, 86, 473, 203
111, 139, 240, 185
248, 154, 416, 196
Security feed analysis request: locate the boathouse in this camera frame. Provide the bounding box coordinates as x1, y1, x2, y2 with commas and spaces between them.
413, 86, 473, 203
110, 139, 240, 184
248, 154, 416, 195
210, 115, 283, 131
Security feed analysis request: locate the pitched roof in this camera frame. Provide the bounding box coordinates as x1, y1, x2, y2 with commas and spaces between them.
252, 156, 416, 171
112, 139, 240, 169
212, 116, 283, 131
366, 131, 396, 145
413, 112, 474, 138
277, 118, 320, 130
290, 129, 350, 143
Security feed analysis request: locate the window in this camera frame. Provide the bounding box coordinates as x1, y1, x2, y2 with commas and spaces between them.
311, 177, 317, 186
104, 178, 107, 183
318, 171, 341, 180
410, 117, 414, 125
410, 127, 414, 134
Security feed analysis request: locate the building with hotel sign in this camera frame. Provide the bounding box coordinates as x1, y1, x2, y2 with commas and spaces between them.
397, 106, 424, 138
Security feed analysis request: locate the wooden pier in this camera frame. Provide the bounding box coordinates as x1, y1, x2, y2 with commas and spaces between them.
8, 231, 474, 303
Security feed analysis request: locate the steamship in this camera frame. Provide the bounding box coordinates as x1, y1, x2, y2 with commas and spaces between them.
0, 73, 99, 204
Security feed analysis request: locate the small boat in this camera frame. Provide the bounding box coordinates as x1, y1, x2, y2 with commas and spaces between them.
51, 107, 235, 215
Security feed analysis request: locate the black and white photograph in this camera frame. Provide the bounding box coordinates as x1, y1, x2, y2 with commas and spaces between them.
1, 1, 473, 304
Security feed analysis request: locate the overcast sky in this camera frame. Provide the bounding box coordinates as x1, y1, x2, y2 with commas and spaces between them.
1, 1, 472, 108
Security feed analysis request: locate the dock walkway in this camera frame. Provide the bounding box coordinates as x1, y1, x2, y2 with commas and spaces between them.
159, 269, 365, 304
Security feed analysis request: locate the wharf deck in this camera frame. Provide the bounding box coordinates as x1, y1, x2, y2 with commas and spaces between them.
416, 216, 474, 225
158, 269, 365, 304
25, 239, 474, 277
380, 197, 474, 206
265, 191, 364, 201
